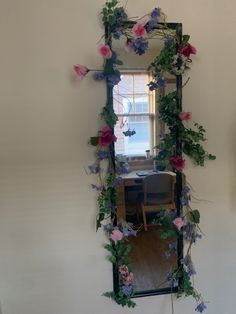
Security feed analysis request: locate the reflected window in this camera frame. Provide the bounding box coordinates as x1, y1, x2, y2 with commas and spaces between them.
113, 72, 156, 156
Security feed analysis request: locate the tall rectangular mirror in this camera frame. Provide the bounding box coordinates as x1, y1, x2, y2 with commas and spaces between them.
108, 22, 183, 297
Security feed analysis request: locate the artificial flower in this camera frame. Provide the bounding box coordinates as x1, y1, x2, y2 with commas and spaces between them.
132, 22, 147, 38
179, 111, 192, 121
110, 229, 123, 243
170, 155, 185, 171
123, 272, 134, 286
173, 217, 184, 230
73, 64, 89, 80
179, 44, 197, 58
99, 126, 117, 146
98, 44, 112, 59
133, 38, 148, 55
119, 265, 129, 276
195, 302, 207, 313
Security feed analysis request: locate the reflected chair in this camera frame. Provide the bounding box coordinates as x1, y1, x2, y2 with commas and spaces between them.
141, 173, 176, 231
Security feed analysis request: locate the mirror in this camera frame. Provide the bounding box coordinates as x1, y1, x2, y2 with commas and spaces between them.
108, 23, 183, 297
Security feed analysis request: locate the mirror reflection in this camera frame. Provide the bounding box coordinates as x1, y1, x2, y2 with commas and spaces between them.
112, 32, 178, 294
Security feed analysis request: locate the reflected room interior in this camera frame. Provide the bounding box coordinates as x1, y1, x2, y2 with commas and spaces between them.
112, 34, 179, 294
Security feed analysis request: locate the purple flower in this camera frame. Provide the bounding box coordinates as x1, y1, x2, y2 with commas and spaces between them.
183, 223, 202, 243
195, 302, 207, 313
133, 38, 149, 55
187, 265, 196, 276
123, 227, 137, 237
164, 36, 173, 47
181, 196, 189, 206
169, 242, 177, 253
183, 186, 191, 193
146, 18, 158, 32
112, 177, 123, 187
122, 285, 133, 296
106, 74, 121, 86
97, 150, 109, 160
115, 8, 128, 21
151, 7, 161, 18
93, 71, 105, 81
88, 163, 100, 174
157, 76, 166, 88
113, 29, 122, 39
103, 223, 113, 233
148, 81, 158, 91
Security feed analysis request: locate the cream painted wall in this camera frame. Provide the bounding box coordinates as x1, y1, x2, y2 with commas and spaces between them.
0, 1, 236, 313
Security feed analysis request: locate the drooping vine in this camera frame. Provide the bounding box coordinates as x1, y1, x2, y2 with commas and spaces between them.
74, 0, 215, 311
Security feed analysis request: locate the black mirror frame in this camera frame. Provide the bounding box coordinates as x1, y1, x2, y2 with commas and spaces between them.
104, 22, 184, 298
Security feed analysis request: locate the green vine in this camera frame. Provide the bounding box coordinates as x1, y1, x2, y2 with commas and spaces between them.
74, 0, 215, 311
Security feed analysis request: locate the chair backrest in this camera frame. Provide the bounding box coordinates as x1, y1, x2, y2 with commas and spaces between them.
143, 173, 175, 205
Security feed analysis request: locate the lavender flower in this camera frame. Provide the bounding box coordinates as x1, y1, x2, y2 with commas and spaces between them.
113, 29, 122, 39
181, 196, 189, 206
93, 72, 105, 81
112, 177, 123, 187
157, 76, 166, 88
183, 223, 202, 243
103, 223, 113, 233
122, 285, 133, 296
88, 163, 100, 174
195, 302, 207, 313
133, 38, 149, 55
164, 36, 173, 47
151, 7, 161, 18
169, 242, 177, 253
107, 74, 121, 86
148, 81, 158, 91
97, 150, 109, 160
146, 18, 158, 32
183, 186, 191, 193
123, 227, 137, 237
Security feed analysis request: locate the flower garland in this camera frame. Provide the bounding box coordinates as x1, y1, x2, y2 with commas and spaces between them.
74, 0, 215, 311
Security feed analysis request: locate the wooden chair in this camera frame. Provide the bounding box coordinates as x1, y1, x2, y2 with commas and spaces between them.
141, 173, 176, 231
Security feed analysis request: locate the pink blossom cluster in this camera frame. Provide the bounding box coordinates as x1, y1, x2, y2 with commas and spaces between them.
179, 44, 197, 58
173, 217, 185, 230
119, 265, 134, 286
99, 126, 117, 147
170, 155, 185, 171
110, 229, 123, 244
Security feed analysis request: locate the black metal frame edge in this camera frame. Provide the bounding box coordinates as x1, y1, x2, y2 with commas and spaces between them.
104, 21, 184, 298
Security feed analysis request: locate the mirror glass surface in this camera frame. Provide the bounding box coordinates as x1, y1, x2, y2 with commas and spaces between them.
112, 28, 180, 295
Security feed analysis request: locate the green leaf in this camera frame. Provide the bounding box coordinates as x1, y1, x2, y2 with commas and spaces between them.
108, 255, 117, 264
89, 136, 99, 146
182, 34, 190, 44
188, 209, 200, 224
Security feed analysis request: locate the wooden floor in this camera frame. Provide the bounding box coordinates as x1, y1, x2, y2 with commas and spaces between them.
128, 226, 178, 292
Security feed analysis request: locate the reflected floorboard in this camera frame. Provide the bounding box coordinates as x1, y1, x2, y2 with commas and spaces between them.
128, 226, 178, 292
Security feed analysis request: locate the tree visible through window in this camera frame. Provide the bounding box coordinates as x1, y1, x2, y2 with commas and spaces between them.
113, 72, 155, 156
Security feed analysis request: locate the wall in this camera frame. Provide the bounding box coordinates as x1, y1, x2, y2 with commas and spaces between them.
0, 0, 236, 313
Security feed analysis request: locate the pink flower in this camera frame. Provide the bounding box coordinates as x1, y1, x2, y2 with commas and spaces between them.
119, 265, 129, 276
123, 272, 134, 286
73, 64, 89, 80
179, 111, 192, 122
132, 22, 147, 38
98, 44, 112, 59
110, 229, 123, 243
99, 126, 117, 147
179, 44, 197, 58
170, 155, 185, 171
173, 217, 184, 230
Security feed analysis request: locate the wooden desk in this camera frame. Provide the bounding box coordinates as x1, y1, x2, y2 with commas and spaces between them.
117, 171, 175, 220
